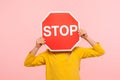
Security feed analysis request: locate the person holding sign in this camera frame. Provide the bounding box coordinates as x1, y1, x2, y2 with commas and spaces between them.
24, 29, 105, 80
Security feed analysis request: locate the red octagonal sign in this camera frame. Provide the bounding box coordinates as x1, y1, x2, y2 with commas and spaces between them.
41, 12, 80, 52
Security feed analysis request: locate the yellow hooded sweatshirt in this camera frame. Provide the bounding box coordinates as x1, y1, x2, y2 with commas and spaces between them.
24, 43, 105, 80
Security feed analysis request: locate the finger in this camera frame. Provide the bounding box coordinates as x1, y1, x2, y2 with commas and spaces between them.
82, 34, 86, 36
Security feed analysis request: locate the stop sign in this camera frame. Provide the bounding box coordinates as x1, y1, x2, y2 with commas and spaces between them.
41, 12, 80, 52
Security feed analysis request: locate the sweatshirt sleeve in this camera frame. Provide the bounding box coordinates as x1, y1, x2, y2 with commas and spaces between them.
24, 51, 48, 67
76, 43, 105, 59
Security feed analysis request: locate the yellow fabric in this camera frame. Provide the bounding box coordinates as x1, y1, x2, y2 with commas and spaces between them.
24, 43, 105, 80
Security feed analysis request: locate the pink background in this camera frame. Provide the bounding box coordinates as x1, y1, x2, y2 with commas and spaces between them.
0, 0, 120, 80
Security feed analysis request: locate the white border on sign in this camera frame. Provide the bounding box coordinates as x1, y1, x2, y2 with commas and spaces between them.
40, 11, 81, 52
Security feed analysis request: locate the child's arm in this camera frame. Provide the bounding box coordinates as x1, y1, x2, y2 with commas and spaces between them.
77, 29, 105, 58
30, 37, 46, 55
24, 37, 46, 67
78, 29, 97, 46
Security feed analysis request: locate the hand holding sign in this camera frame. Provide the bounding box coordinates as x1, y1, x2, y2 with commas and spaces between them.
36, 37, 46, 48
78, 29, 88, 39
